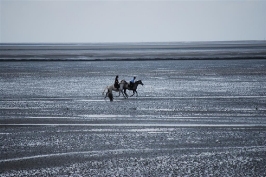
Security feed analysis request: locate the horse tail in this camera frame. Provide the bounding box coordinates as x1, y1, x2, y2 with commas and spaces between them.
102, 86, 108, 95
108, 91, 114, 102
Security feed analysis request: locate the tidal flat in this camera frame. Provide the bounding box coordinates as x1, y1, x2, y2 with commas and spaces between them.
1, 60, 266, 176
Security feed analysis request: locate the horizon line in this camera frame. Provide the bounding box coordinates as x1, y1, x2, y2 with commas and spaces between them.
1, 40, 266, 45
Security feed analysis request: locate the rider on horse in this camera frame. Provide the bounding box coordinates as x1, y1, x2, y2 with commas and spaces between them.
114, 75, 119, 90
129, 76, 136, 89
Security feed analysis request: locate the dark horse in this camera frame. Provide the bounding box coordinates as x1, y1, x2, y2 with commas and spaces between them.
120, 80, 144, 97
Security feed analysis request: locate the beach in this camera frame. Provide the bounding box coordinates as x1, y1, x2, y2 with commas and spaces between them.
1, 42, 266, 176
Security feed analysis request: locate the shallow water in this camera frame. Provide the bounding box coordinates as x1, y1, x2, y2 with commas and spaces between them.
1, 60, 266, 176
1, 41, 266, 60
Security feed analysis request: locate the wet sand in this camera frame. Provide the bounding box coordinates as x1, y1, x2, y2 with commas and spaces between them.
1, 60, 266, 176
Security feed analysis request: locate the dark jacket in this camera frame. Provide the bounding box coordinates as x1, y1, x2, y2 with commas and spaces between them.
114, 77, 119, 88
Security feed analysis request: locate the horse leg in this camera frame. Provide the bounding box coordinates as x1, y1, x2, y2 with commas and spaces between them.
130, 90, 135, 97
118, 89, 124, 98
124, 89, 128, 98
136, 90, 138, 97
117, 90, 120, 97
121, 88, 128, 98
112, 87, 120, 97
121, 90, 127, 99
116, 89, 126, 98
105, 91, 109, 99
102, 86, 108, 96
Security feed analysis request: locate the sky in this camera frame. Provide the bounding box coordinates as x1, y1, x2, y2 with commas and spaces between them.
1, 0, 266, 43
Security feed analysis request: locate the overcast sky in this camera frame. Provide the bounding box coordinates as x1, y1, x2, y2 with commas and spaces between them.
1, 0, 266, 43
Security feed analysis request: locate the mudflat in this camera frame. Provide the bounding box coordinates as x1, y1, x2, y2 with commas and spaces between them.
1, 60, 266, 176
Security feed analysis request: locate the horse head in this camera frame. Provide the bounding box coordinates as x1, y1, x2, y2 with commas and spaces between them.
136, 80, 144, 86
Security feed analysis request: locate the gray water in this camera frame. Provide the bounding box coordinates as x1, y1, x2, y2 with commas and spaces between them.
1, 41, 266, 60
1, 59, 266, 176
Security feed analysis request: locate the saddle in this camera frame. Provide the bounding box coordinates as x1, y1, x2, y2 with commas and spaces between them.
114, 84, 119, 89
128, 82, 134, 89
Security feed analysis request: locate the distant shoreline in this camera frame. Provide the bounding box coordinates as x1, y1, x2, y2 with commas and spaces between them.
1, 57, 266, 62
1, 41, 266, 61
1, 40, 266, 44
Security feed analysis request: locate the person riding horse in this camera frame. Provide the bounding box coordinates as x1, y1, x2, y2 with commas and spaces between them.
114, 75, 119, 90
119, 79, 143, 97
129, 76, 136, 89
